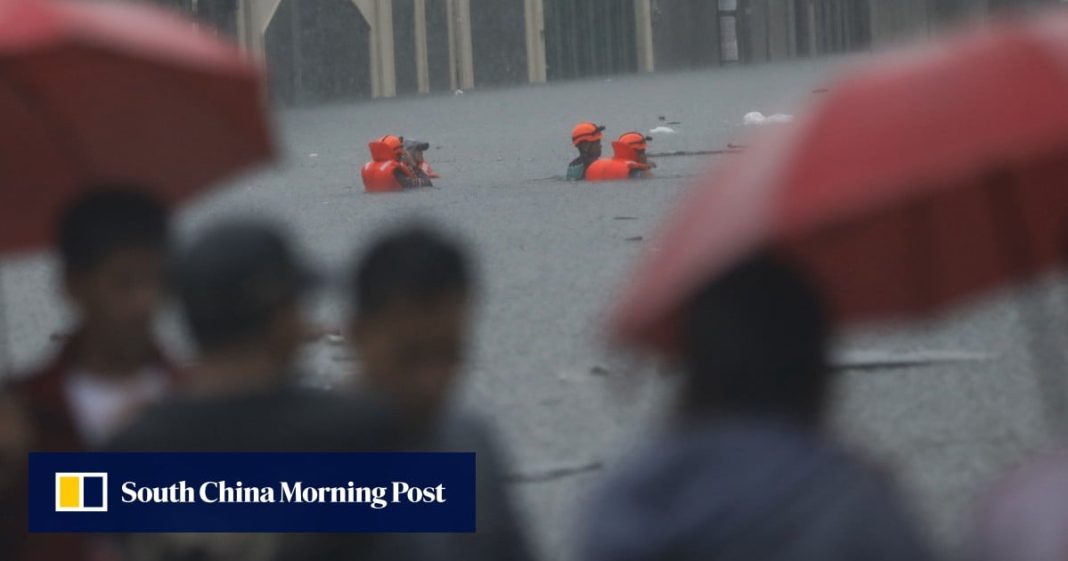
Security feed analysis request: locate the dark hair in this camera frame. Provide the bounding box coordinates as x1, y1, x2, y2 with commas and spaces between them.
173, 220, 314, 352
58, 188, 170, 275
681, 254, 831, 426
352, 226, 471, 319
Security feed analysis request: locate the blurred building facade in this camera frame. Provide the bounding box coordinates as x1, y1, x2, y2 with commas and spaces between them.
150, 0, 1062, 105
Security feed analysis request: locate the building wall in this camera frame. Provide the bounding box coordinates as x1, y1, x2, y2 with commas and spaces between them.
651, 0, 720, 71
469, 0, 528, 87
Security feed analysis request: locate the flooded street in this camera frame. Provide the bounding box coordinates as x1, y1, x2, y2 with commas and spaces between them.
3, 57, 1060, 559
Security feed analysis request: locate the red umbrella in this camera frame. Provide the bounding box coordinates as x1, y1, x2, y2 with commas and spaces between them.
610, 11, 1068, 354
0, 0, 273, 254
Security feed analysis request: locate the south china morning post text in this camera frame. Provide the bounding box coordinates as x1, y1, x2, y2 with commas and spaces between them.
120, 479, 447, 510
29, 452, 476, 533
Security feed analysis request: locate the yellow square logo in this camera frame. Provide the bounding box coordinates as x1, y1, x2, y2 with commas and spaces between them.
54, 472, 108, 512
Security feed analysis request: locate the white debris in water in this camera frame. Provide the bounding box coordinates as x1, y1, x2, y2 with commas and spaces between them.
649, 126, 677, 134
309, 153, 319, 158
743, 111, 794, 125
454, 89, 465, 96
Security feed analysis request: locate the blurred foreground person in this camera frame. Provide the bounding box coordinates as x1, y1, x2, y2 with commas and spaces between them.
567, 121, 605, 180
973, 452, 1068, 561
361, 135, 434, 192
0, 389, 31, 556
586, 132, 655, 181
4, 189, 174, 561
348, 226, 534, 561
579, 256, 935, 561
108, 220, 395, 561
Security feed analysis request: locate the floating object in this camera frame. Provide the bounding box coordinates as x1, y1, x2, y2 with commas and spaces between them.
833, 349, 995, 371
649, 126, 678, 135
743, 111, 794, 125
454, 89, 464, 96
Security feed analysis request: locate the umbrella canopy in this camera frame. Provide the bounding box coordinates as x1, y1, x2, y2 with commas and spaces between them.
0, 0, 273, 254
611, 11, 1068, 354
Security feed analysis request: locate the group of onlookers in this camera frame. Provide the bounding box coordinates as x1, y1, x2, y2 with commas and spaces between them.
0, 187, 1066, 561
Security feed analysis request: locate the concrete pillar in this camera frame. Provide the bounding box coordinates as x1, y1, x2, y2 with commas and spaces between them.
446, 0, 475, 89
415, 0, 430, 93
524, 0, 547, 83
634, 0, 655, 72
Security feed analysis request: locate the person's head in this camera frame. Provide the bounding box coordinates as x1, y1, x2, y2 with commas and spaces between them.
615, 132, 651, 164
59, 188, 170, 351
349, 226, 473, 423
403, 139, 430, 164
680, 254, 831, 427
173, 220, 315, 376
377, 135, 406, 162
572, 122, 605, 159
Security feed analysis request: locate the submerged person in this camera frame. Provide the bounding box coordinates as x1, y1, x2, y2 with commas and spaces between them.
578, 255, 936, 561
586, 132, 656, 181
360, 135, 433, 193
347, 226, 534, 561
567, 121, 605, 180
404, 139, 440, 179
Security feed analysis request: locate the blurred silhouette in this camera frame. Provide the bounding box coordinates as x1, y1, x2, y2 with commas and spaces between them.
586, 132, 655, 181
579, 255, 936, 561
3, 188, 174, 561
567, 121, 605, 180
973, 451, 1068, 561
107, 219, 396, 561
348, 225, 534, 561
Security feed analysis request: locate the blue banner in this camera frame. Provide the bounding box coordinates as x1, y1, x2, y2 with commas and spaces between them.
29, 452, 476, 533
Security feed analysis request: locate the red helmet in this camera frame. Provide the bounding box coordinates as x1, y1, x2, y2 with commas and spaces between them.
571, 122, 605, 146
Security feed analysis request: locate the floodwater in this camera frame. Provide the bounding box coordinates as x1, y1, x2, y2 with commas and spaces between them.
2, 57, 1062, 560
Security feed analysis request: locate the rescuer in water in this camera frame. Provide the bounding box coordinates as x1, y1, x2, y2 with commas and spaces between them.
360, 135, 434, 193
586, 131, 657, 181
404, 139, 440, 179
567, 121, 605, 180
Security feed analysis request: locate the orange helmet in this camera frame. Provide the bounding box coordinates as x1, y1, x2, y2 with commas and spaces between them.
618, 132, 650, 151
613, 131, 652, 161
571, 122, 605, 146
377, 135, 405, 157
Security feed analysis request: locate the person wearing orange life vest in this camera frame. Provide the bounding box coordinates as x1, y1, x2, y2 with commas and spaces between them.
586, 132, 658, 181
567, 121, 605, 180
360, 135, 433, 193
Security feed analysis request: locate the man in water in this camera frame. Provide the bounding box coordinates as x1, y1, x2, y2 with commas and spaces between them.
404, 139, 440, 178
586, 132, 656, 181
361, 135, 433, 192
567, 121, 605, 180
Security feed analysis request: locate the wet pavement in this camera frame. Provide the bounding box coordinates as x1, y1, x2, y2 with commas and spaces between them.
2, 57, 1063, 559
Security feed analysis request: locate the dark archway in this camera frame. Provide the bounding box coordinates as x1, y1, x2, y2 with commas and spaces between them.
265, 0, 372, 105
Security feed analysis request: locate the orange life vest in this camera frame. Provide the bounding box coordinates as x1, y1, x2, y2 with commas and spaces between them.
586, 158, 643, 181
362, 161, 404, 192
362, 139, 415, 192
